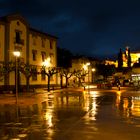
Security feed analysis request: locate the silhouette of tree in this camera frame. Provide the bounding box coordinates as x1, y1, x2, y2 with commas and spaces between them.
118, 48, 123, 70
57, 47, 73, 68
41, 66, 58, 91
0, 63, 6, 81
74, 70, 88, 87
20, 64, 35, 91
59, 68, 74, 88
127, 48, 131, 68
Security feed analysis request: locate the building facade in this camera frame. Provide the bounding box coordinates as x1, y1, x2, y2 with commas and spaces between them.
105, 47, 140, 68
121, 47, 140, 67
0, 14, 57, 91
70, 57, 96, 85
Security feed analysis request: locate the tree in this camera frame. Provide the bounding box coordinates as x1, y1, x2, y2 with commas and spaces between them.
59, 68, 74, 88
41, 66, 58, 92
0, 64, 6, 81
0, 61, 17, 91
57, 47, 73, 68
127, 48, 131, 68
118, 48, 123, 70
74, 70, 88, 87
20, 64, 34, 92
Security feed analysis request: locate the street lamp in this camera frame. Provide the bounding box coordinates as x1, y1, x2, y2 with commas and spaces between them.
92, 68, 96, 72
86, 62, 90, 91
42, 57, 51, 68
83, 62, 90, 91
13, 51, 20, 104
92, 68, 96, 83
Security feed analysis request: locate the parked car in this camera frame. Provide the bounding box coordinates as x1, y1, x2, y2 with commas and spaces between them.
97, 80, 112, 89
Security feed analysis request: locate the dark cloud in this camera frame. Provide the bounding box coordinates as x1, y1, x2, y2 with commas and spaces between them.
1, 0, 140, 58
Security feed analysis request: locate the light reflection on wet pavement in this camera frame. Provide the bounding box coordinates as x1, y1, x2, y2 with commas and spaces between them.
0, 89, 140, 139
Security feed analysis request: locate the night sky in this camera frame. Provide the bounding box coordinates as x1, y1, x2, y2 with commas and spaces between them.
1, 0, 140, 59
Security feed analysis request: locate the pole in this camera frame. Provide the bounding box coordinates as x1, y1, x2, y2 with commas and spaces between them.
88, 66, 90, 93
13, 51, 20, 104
15, 56, 18, 104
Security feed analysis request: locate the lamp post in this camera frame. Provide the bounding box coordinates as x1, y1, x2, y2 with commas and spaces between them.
13, 51, 20, 104
83, 62, 90, 92
86, 62, 90, 92
92, 68, 96, 83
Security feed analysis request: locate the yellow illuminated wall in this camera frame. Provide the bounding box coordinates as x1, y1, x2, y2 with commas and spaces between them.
105, 60, 118, 67
122, 52, 140, 67
0, 14, 57, 88
106, 51, 140, 68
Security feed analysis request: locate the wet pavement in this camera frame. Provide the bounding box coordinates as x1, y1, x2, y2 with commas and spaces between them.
0, 87, 140, 140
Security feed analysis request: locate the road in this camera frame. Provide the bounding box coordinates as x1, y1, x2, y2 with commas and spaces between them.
0, 87, 140, 140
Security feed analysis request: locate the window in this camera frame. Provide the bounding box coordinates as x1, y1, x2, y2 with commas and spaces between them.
15, 31, 21, 43
15, 30, 24, 45
49, 53, 54, 64
41, 52, 46, 62
33, 36, 37, 45
50, 40, 53, 49
32, 50, 37, 61
42, 38, 45, 48
31, 66, 37, 81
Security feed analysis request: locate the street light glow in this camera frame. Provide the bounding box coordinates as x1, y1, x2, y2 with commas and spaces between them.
42, 57, 51, 67
83, 64, 88, 70
13, 51, 20, 57
92, 68, 96, 72
83, 62, 90, 70
86, 62, 90, 66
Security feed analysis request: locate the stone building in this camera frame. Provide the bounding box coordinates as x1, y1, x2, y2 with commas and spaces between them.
0, 14, 57, 91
